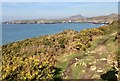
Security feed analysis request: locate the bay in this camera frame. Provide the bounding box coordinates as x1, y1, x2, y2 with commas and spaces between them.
2, 23, 103, 45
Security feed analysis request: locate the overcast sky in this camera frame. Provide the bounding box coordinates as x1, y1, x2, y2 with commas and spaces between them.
2, 2, 118, 21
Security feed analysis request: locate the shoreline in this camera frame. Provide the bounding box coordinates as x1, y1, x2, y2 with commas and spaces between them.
1, 23, 106, 46
2, 21, 109, 25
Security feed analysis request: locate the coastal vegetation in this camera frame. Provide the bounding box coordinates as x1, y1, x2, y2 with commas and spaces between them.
1, 20, 120, 80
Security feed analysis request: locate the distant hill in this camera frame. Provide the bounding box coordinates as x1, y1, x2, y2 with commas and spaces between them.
68, 14, 85, 19
92, 13, 118, 18
2, 13, 118, 24
108, 13, 118, 17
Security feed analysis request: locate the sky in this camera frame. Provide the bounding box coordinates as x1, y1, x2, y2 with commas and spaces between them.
2, 2, 118, 21
1, 0, 120, 2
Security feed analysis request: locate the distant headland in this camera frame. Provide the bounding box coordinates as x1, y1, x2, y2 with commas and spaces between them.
2, 13, 118, 24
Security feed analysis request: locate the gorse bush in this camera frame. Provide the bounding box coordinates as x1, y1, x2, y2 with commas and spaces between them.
2, 56, 57, 80
58, 37, 65, 44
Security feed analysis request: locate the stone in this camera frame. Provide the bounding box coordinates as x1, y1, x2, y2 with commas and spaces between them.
92, 74, 100, 79
82, 70, 85, 72
90, 66, 97, 71
82, 62, 87, 66
100, 58, 107, 61
75, 58, 79, 61
97, 69, 103, 73
93, 60, 97, 64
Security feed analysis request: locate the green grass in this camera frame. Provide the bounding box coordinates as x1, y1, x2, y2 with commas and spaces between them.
71, 63, 85, 79
57, 53, 81, 62
57, 61, 69, 71
56, 53, 82, 77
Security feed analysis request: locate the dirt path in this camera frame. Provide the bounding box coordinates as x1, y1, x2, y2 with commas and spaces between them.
62, 55, 84, 78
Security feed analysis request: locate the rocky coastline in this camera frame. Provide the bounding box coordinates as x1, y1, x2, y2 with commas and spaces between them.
2, 13, 118, 24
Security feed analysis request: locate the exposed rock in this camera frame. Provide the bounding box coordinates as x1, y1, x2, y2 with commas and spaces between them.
92, 74, 100, 79
97, 69, 103, 73
100, 58, 107, 61
90, 66, 97, 71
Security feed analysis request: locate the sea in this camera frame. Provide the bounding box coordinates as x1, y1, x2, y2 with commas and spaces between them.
1, 23, 104, 45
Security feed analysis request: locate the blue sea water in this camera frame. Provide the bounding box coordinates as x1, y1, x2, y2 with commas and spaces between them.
2, 23, 103, 45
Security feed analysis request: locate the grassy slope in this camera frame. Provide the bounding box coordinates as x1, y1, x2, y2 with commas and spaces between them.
1, 21, 119, 80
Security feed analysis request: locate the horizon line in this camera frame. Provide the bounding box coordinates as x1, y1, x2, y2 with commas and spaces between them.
2, 12, 118, 22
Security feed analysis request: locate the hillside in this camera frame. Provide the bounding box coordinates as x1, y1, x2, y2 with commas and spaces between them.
1, 21, 120, 80
68, 14, 85, 19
